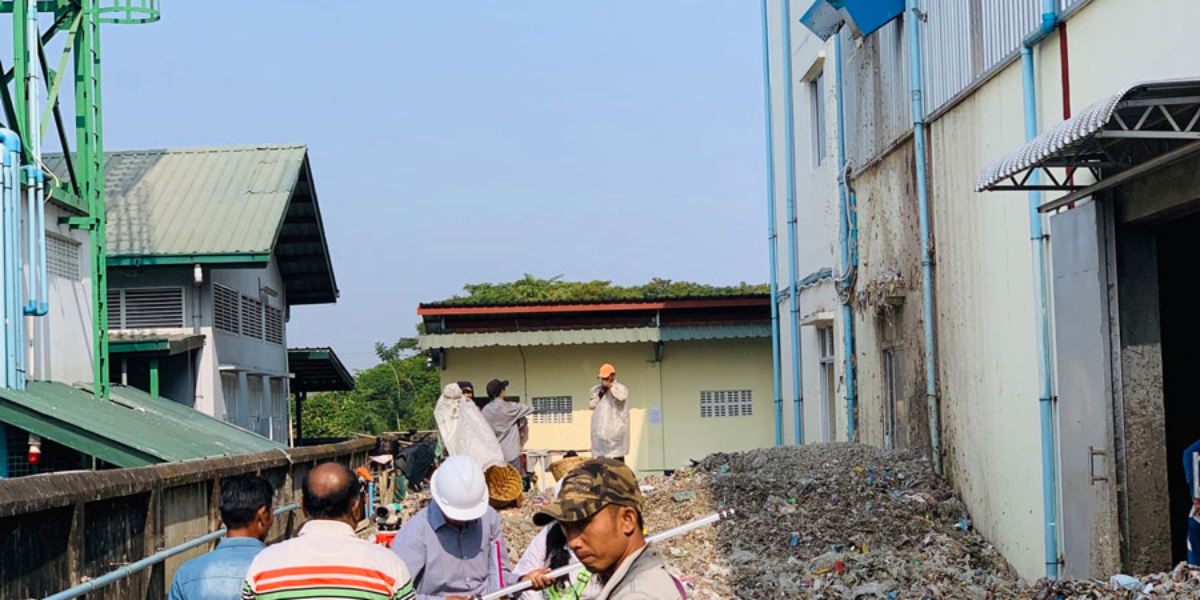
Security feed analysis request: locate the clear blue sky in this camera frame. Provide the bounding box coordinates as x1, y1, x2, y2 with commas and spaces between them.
96, 1, 767, 370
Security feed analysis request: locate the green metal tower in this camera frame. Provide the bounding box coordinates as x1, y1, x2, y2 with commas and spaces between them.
1, 0, 159, 398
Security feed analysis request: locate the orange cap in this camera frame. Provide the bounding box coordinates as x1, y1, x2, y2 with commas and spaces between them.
598, 364, 616, 379
356, 466, 374, 482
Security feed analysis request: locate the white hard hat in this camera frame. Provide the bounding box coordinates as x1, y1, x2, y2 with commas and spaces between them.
431, 456, 488, 521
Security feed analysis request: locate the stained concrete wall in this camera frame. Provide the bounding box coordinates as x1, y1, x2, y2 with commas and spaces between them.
28, 203, 94, 386
0, 438, 373, 600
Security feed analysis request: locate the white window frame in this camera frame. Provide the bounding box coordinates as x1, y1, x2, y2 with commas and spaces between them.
818, 326, 836, 442
700, 390, 753, 418
532, 396, 573, 424
810, 70, 828, 166
883, 348, 898, 450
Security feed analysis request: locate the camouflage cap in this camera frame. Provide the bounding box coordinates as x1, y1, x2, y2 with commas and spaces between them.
533, 458, 643, 526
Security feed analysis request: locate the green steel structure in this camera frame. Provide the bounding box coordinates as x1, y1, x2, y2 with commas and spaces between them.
0, 0, 158, 398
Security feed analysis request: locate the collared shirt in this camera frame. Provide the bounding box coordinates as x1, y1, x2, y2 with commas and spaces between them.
243, 520, 414, 600
392, 501, 517, 600
169, 537, 264, 600
595, 545, 685, 600
482, 399, 535, 463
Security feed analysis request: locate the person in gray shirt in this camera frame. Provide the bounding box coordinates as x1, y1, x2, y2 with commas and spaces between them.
482, 379, 534, 471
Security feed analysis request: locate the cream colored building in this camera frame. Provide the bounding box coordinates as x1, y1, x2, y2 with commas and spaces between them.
767, 0, 1199, 582
417, 297, 775, 477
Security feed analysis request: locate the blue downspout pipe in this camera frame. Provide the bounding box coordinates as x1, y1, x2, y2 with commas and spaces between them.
22, 166, 40, 315
906, 0, 941, 474
0, 129, 19, 390
834, 31, 857, 442
780, 0, 804, 445
760, 0, 784, 446
35, 166, 46, 316
1021, 0, 1061, 580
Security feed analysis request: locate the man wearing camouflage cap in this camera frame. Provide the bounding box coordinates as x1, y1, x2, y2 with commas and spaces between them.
534, 459, 686, 600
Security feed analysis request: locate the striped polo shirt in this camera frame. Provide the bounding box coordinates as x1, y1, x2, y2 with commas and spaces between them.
242, 520, 414, 600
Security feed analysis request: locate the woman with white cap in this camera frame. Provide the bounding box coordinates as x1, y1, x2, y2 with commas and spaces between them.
514, 480, 603, 600
392, 456, 553, 600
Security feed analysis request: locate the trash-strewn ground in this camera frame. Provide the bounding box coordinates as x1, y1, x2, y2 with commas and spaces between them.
405, 444, 1200, 599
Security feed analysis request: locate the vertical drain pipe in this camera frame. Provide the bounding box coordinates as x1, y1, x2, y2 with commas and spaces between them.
760, 0, 784, 446
834, 31, 857, 442
906, 0, 941, 473
0, 129, 16, 389
779, 0, 805, 444
1021, 0, 1060, 579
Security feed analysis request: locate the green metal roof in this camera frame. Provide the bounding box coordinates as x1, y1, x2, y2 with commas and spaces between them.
109, 332, 205, 355
418, 324, 770, 350
43, 145, 339, 305
289, 347, 355, 393
0, 381, 283, 468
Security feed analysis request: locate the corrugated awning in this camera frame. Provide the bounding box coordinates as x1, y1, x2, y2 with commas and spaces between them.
976, 79, 1200, 207
0, 381, 283, 468
109, 332, 205, 355
289, 347, 355, 393
419, 324, 771, 350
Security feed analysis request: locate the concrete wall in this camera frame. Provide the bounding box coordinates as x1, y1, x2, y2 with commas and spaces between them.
0, 437, 373, 600
439, 338, 775, 476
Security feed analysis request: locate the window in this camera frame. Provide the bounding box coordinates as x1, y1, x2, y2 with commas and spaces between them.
220, 372, 240, 424
47, 233, 81, 280
819, 327, 836, 442
248, 376, 267, 437
883, 349, 898, 450
241, 295, 264, 339
214, 284, 240, 333
810, 71, 827, 166
107, 287, 184, 329
700, 390, 753, 418
532, 396, 573, 424
265, 306, 284, 345
270, 378, 288, 443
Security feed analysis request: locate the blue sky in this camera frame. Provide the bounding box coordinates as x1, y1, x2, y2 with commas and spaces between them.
95, 1, 767, 369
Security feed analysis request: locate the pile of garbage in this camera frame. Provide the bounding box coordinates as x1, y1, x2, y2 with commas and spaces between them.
491, 443, 1200, 599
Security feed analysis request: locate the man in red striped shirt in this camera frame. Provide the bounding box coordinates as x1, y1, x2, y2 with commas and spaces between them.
242, 463, 414, 600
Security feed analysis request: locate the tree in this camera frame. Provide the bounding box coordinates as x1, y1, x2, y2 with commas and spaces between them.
300, 337, 441, 438
438, 275, 769, 306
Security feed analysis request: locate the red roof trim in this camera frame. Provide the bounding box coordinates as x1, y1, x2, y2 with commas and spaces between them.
417, 297, 768, 316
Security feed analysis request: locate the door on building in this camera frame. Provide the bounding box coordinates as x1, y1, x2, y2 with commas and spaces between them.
1155, 213, 1200, 564
1050, 200, 1119, 578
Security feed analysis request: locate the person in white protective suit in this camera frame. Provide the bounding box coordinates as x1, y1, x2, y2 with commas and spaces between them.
588, 364, 629, 463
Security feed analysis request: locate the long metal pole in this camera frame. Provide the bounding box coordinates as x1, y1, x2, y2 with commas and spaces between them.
759, 0, 783, 447
1021, 0, 1061, 578
834, 32, 856, 443
43, 503, 301, 600
779, 0, 804, 445
905, 0, 940, 474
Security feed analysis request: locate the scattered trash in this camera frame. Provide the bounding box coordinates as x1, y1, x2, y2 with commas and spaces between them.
674, 491, 698, 503
1109, 574, 1140, 590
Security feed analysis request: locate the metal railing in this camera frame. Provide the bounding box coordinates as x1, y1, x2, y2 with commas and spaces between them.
42, 503, 301, 600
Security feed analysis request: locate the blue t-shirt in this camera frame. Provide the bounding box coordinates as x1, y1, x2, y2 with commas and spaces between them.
1184, 439, 1200, 498
169, 537, 265, 600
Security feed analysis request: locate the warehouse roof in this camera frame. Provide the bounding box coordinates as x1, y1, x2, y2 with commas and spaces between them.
418, 324, 771, 350
43, 145, 339, 305
0, 381, 283, 468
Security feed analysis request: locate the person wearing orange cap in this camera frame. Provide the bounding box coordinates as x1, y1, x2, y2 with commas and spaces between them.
589, 364, 630, 463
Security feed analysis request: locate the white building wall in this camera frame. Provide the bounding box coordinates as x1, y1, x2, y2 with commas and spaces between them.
768, 1, 849, 446
27, 203, 93, 385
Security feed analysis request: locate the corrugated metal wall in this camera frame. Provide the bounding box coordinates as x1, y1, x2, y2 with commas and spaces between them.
842, 0, 1093, 168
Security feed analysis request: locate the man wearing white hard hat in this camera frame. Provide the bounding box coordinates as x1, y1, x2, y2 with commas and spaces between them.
392, 456, 553, 600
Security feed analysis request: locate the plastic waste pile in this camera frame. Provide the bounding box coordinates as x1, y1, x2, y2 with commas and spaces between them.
491, 444, 1200, 599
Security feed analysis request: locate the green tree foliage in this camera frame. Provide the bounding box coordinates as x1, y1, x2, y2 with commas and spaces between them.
300, 340, 441, 438
437, 275, 769, 306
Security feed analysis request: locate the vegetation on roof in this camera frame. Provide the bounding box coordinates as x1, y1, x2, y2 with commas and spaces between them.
431, 275, 769, 306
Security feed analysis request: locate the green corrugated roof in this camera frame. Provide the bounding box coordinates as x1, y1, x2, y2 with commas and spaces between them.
418, 324, 770, 350
43, 145, 339, 305
0, 381, 283, 468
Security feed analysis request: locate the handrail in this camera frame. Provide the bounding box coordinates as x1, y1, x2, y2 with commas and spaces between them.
42, 503, 301, 600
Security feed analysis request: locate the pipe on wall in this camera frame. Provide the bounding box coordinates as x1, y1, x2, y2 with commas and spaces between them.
760, 0, 785, 446
779, 0, 805, 445
905, 0, 941, 474
1021, 0, 1061, 580
0, 129, 16, 390
834, 31, 857, 443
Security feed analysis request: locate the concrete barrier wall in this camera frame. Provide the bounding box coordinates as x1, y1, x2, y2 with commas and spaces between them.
0, 437, 374, 600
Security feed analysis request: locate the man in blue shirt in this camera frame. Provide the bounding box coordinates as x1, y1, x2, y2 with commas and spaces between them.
1185, 439, 1200, 566
170, 475, 275, 600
